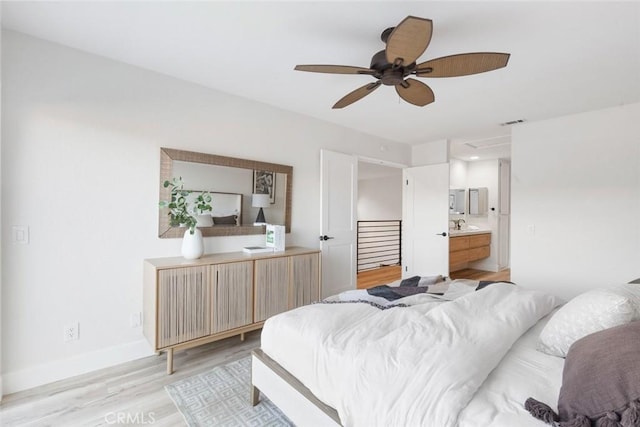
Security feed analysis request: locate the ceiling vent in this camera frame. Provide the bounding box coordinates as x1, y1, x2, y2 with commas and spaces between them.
500, 119, 526, 126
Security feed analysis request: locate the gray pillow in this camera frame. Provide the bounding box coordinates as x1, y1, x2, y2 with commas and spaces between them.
526, 320, 640, 425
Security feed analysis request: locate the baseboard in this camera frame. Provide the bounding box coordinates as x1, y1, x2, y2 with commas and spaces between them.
468, 260, 499, 273
2, 339, 154, 396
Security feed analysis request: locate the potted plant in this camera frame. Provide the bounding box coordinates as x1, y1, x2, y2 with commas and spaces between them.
159, 177, 213, 259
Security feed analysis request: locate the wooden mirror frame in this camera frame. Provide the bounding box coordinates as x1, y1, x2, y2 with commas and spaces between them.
158, 147, 293, 238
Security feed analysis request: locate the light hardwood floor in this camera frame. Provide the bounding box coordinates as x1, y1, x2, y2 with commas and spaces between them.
0, 331, 261, 427
450, 268, 511, 282
357, 265, 402, 289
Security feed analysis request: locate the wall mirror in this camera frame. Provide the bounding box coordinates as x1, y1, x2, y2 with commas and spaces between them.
449, 188, 466, 214
158, 148, 292, 238
469, 187, 488, 215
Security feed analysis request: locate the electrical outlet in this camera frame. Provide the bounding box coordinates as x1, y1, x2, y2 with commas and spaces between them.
130, 312, 142, 328
64, 322, 80, 342
12, 225, 29, 244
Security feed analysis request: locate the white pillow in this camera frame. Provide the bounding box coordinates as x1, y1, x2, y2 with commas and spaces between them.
610, 283, 640, 319
195, 214, 213, 227
537, 289, 635, 357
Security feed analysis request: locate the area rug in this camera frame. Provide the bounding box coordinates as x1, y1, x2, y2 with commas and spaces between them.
165, 356, 294, 426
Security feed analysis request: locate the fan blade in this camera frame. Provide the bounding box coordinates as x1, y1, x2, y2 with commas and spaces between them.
415, 52, 510, 77
295, 65, 375, 75
395, 78, 435, 107
385, 16, 433, 66
333, 81, 382, 109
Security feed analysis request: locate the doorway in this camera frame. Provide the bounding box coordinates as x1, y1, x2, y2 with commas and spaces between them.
356, 160, 403, 288
448, 136, 512, 281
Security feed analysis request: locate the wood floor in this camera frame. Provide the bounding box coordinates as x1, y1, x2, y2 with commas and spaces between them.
357, 265, 402, 289
357, 266, 511, 288
0, 331, 262, 427
450, 268, 511, 282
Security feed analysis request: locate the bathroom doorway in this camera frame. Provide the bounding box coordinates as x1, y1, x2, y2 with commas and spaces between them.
449, 135, 512, 281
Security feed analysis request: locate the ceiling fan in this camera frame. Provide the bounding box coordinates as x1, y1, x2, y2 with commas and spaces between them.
294, 16, 510, 109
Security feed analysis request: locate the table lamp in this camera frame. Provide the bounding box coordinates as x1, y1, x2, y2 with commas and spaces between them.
252, 193, 270, 225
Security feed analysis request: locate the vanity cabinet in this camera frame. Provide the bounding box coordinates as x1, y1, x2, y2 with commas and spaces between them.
143, 247, 320, 374
449, 233, 491, 272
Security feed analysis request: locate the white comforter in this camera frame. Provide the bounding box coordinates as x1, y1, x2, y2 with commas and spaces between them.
261, 283, 559, 427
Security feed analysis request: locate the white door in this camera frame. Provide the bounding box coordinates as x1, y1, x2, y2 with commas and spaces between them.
320, 149, 357, 298
402, 163, 450, 278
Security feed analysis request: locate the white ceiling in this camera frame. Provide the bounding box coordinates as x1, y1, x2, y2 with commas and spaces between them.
2, 1, 640, 160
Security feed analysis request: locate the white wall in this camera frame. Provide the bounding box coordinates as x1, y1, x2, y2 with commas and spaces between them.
357, 175, 402, 221
0, 31, 411, 394
449, 159, 467, 190
0, 18, 3, 399
412, 139, 449, 166
511, 103, 640, 300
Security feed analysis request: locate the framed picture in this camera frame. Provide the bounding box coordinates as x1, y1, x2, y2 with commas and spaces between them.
253, 170, 276, 204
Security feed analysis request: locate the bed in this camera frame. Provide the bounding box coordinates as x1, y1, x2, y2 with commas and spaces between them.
251, 278, 640, 427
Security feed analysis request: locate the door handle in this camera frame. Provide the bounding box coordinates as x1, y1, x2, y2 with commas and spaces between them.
435, 232, 448, 237
319, 235, 335, 241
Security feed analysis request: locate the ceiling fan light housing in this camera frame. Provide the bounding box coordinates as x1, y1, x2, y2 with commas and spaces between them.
381, 69, 405, 86
380, 27, 395, 43
370, 50, 390, 71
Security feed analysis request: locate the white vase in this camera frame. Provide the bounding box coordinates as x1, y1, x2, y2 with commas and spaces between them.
181, 228, 204, 260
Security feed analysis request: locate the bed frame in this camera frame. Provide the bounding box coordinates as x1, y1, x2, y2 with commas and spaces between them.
251, 349, 342, 426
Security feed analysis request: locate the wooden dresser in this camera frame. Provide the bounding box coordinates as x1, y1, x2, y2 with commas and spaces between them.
143, 246, 320, 373
449, 232, 491, 272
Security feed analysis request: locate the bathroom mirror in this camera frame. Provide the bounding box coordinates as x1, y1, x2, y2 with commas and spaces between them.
449, 188, 466, 214
158, 148, 292, 238
468, 187, 488, 215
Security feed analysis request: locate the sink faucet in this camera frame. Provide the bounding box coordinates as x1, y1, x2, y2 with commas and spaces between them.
451, 219, 466, 230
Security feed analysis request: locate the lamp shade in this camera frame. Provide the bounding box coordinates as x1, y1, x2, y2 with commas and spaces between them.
252, 193, 270, 208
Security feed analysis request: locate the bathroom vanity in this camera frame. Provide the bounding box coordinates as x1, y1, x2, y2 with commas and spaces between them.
449, 231, 491, 272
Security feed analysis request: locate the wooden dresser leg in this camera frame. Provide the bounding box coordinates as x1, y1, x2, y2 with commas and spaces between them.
240, 333, 246, 342
167, 348, 174, 375
251, 385, 260, 406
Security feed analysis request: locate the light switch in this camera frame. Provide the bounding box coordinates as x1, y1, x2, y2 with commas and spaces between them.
526, 224, 535, 235
12, 225, 29, 244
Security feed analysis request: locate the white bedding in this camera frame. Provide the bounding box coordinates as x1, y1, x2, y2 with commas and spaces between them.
458, 309, 564, 427
261, 284, 561, 427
